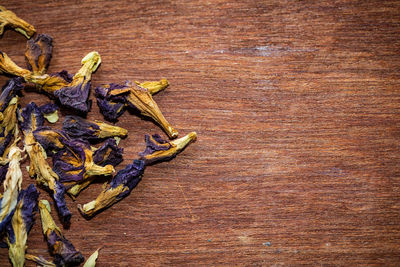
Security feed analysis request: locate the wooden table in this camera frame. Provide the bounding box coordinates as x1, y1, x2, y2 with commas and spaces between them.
1, 0, 399, 266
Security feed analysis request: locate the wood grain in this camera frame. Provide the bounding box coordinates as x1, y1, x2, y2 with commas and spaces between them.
1, 0, 400, 266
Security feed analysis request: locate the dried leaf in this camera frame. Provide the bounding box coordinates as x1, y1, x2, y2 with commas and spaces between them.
83, 248, 100, 267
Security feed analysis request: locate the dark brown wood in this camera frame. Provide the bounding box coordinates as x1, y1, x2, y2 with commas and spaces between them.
1, 0, 400, 266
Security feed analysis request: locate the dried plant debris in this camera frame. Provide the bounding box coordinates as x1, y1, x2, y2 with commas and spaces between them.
6, 184, 39, 267
31, 51, 101, 114
0, 78, 23, 112
95, 80, 178, 139
25, 34, 53, 76
78, 160, 145, 218
39, 103, 59, 123
62, 115, 127, 141
20, 103, 71, 225
33, 127, 70, 153
25, 254, 56, 267
52, 138, 115, 185
135, 78, 168, 95
0, 5, 35, 38
139, 132, 197, 165
0, 145, 24, 233
39, 200, 84, 266
83, 248, 100, 267
0, 50, 100, 114
68, 138, 123, 197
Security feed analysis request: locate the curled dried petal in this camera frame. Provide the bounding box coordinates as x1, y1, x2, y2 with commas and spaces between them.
25, 254, 56, 267
6, 184, 39, 267
135, 78, 168, 95
63, 115, 127, 141
0, 78, 23, 112
0, 144, 24, 232
0, 5, 36, 38
139, 132, 197, 165
96, 81, 178, 138
25, 34, 53, 75
39, 200, 84, 266
0, 51, 31, 79
78, 160, 145, 218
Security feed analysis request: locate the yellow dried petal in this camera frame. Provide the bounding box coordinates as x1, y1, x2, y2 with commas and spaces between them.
0, 6, 36, 38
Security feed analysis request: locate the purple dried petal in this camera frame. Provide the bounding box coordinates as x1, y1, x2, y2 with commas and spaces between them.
39, 102, 58, 115
25, 34, 53, 75
96, 98, 126, 121
62, 115, 100, 140
33, 127, 70, 152
0, 78, 23, 112
53, 81, 92, 114
19, 102, 45, 133
0, 131, 14, 157
138, 134, 171, 159
47, 231, 84, 266
6, 184, 39, 244
93, 138, 123, 167
51, 70, 73, 83
52, 181, 71, 225
110, 159, 145, 199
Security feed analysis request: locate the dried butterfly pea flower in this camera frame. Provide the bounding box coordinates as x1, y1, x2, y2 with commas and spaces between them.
68, 138, 123, 197
62, 115, 128, 141
95, 81, 178, 139
39, 200, 84, 266
0, 77, 23, 112
39, 103, 59, 123
0, 163, 8, 184
33, 127, 70, 153
25, 34, 53, 76
0, 96, 19, 155
20, 103, 71, 224
0, 145, 24, 233
6, 184, 39, 267
139, 132, 197, 165
25, 254, 56, 267
0, 51, 31, 81
78, 159, 145, 218
52, 138, 114, 185
0, 5, 35, 38
83, 248, 100, 267
95, 84, 127, 121
31, 51, 101, 114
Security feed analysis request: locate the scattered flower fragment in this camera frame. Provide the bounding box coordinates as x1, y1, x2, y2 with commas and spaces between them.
95, 80, 178, 139
6, 184, 39, 267
25, 254, 56, 267
139, 132, 197, 165
39, 199, 84, 266
25, 33, 53, 76
39, 103, 59, 123
0, 144, 24, 233
62, 115, 128, 141
135, 78, 169, 95
0, 5, 35, 38
83, 248, 100, 267
20, 102, 71, 224
78, 159, 145, 218
33, 127, 69, 152
0, 51, 32, 79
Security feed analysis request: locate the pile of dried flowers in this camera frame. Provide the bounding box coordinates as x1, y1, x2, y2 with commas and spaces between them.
0, 6, 196, 266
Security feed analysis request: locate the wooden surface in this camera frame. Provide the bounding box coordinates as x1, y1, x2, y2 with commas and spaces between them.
1, 0, 400, 266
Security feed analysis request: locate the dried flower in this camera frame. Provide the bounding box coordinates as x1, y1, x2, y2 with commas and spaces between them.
68, 138, 123, 197
31, 51, 101, 114
52, 138, 114, 185
62, 115, 127, 141
39, 200, 84, 266
0, 51, 31, 82
20, 103, 71, 225
0, 78, 23, 112
0, 5, 35, 38
6, 184, 39, 267
0, 144, 24, 233
95, 80, 178, 139
139, 132, 197, 165
25, 254, 55, 267
78, 159, 145, 218
83, 248, 100, 267
25, 34, 53, 76
33, 127, 70, 153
